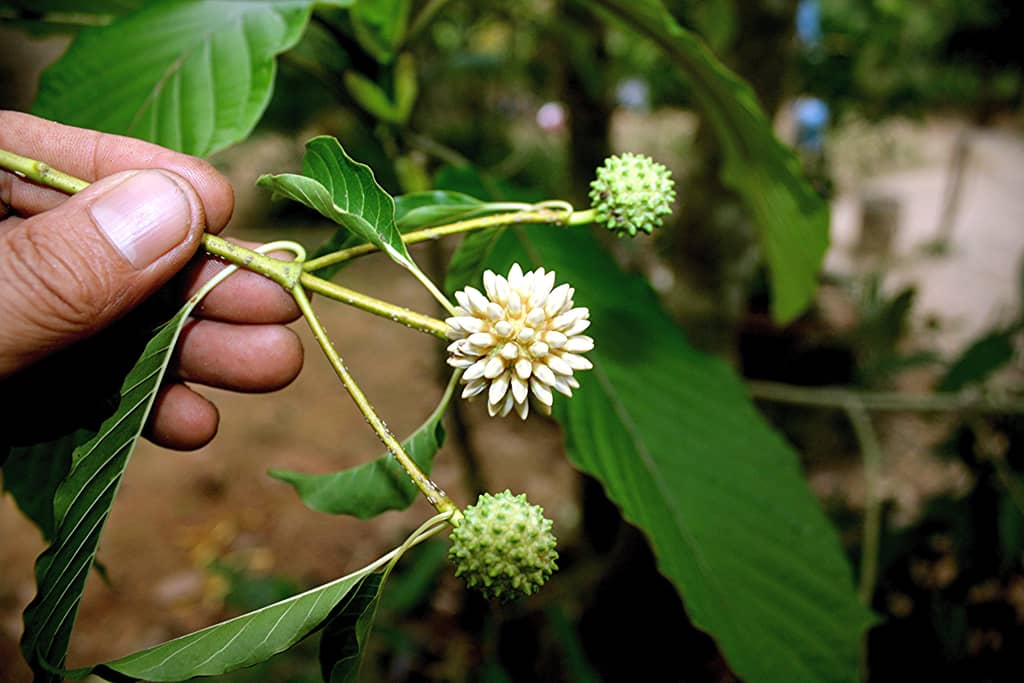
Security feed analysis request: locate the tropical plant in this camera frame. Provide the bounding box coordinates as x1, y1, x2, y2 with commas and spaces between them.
0, 2, 879, 682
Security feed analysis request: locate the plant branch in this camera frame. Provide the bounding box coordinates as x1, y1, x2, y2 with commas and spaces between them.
303, 207, 584, 273
844, 400, 884, 607
0, 147, 89, 194
300, 271, 449, 338
749, 380, 1024, 415
291, 284, 462, 524
202, 234, 304, 291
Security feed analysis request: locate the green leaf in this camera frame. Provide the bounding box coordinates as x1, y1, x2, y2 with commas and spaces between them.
99, 573, 377, 681
443, 227, 513, 298
32, 0, 328, 156
939, 326, 1020, 392
393, 52, 418, 122
1, 431, 84, 540
89, 513, 448, 681
344, 70, 404, 123
319, 572, 386, 683
270, 373, 456, 519
258, 136, 414, 271
396, 190, 486, 230
350, 0, 411, 64
447, 226, 872, 683
586, 0, 829, 323
3, 0, 142, 13
303, 189, 486, 281
20, 301, 198, 680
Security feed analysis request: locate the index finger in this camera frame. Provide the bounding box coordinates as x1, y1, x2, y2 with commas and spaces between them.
0, 110, 234, 232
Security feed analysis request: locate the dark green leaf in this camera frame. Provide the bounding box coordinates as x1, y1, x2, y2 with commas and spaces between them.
20, 302, 197, 680
939, 327, 1019, 392
32, 0, 330, 156
380, 539, 448, 614
269, 375, 455, 519
350, 0, 411, 64
1, 431, 85, 540
258, 136, 415, 272
545, 606, 602, 683
320, 572, 386, 683
443, 227, 506, 296
586, 0, 829, 323
446, 226, 872, 683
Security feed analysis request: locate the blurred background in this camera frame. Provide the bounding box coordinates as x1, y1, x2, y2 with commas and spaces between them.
1, 0, 1023, 680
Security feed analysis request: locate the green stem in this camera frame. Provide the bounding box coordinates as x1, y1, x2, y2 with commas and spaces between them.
749, 380, 1024, 414
303, 207, 589, 273
845, 400, 882, 683
201, 234, 303, 291
845, 400, 883, 606
291, 284, 462, 524
300, 271, 449, 338
0, 147, 89, 194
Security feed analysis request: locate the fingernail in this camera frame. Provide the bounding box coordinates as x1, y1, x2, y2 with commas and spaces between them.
90, 170, 194, 269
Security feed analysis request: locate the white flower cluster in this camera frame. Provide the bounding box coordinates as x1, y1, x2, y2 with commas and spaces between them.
446, 264, 594, 419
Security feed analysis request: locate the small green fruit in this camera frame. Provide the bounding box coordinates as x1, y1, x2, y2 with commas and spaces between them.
589, 152, 676, 237
448, 490, 558, 601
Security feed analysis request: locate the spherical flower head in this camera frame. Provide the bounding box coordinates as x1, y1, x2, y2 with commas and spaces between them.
446, 264, 594, 419
589, 152, 676, 237
448, 490, 558, 601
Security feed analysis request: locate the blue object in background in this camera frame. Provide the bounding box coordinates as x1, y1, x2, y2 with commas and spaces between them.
796, 0, 822, 47
793, 97, 829, 153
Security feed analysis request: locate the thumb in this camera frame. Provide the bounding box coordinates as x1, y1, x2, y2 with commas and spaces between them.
0, 169, 205, 377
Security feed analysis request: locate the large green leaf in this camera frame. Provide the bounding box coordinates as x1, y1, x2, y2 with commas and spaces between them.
32, 0, 338, 156
270, 371, 457, 519
20, 303, 196, 680
586, 0, 829, 323
258, 136, 414, 271
447, 226, 872, 683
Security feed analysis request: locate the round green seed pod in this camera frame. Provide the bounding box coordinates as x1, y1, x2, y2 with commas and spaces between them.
588, 152, 676, 237
448, 490, 558, 601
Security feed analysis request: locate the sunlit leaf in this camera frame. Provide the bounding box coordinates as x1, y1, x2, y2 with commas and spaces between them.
270, 373, 457, 519
586, 0, 829, 323
32, 0, 342, 156
447, 225, 872, 683
258, 136, 414, 272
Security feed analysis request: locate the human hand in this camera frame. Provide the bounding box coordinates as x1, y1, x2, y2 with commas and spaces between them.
0, 111, 303, 450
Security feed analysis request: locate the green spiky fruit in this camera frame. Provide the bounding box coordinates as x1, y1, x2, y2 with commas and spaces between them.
448, 490, 558, 601
589, 152, 676, 237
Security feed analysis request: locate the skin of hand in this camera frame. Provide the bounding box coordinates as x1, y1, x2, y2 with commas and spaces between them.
0, 110, 304, 451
